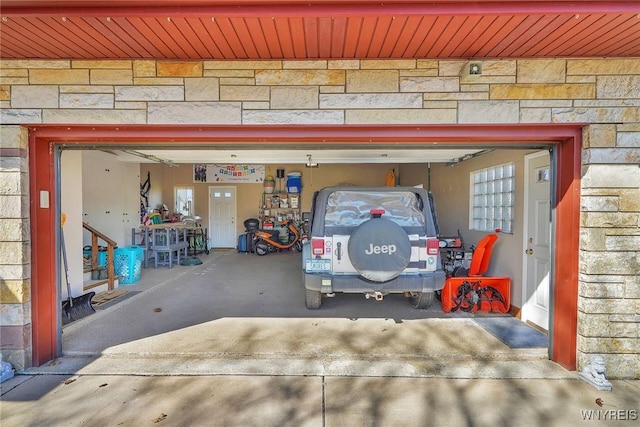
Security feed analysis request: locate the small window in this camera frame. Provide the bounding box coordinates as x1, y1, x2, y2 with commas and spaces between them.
470, 163, 514, 234
175, 186, 194, 216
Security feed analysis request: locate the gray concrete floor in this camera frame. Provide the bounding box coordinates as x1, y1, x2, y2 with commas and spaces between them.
3, 249, 638, 426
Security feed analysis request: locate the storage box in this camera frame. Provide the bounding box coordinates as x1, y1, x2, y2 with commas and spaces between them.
83, 248, 108, 267
286, 172, 301, 193
441, 276, 510, 313
114, 245, 143, 285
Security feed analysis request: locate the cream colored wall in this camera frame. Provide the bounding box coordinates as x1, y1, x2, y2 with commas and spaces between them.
404, 150, 539, 306
60, 151, 84, 299
141, 162, 398, 237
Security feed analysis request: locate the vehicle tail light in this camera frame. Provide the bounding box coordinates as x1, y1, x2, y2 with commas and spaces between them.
427, 238, 439, 255
312, 238, 325, 255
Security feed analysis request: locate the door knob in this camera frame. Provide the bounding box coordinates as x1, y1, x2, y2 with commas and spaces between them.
525, 249, 533, 255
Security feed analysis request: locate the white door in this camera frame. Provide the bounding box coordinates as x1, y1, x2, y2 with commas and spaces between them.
521, 151, 551, 331
208, 187, 237, 248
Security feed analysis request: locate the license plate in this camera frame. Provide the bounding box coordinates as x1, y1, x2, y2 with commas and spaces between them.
305, 259, 331, 272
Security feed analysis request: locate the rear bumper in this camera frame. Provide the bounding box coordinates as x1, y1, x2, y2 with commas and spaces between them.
303, 270, 446, 294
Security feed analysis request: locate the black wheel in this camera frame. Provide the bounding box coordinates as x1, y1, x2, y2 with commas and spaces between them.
409, 291, 435, 309
347, 218, 412, 282
255, 241, 269, 256
294, 240, 303, 252
305, 289, 322, 309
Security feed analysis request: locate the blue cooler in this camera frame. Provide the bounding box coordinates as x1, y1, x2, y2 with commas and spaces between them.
286, 172, 302, 193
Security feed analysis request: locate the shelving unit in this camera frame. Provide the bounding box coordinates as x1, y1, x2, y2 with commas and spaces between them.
259, 192, 301, 234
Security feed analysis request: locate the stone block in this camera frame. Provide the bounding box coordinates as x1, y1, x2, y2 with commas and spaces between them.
43, 109, 146, 124
204, 69, 254, 78
400, 77, 459, 93
29, 69, 89, 85
0, 218, 28, 242
517, 59, 566, 83
461, 84, 489, 92
597, 75, 640, 99
578, 314, 637, 338
579, 228, 605, 251
242, 102, 270, 110
0, 279, 30, 304
624, 276, 640, 298
148, 102, 241, 124
204, 60, 282, 70
521, 100, 573, 108
11, 86, 58, 108
184, 77, 220, 101
0, 109, 42, 124
361, 60, 416, 70
256, 70, 344, 86
0, 86, 9, 101
581, 212, 638, 228
619, 189, 640, 211
72, 60, 132, 69
115, 86, 184, 101
1, 60, 69, 69
346, 109, 455, 124
0, 172, 27, 196
283, 60, 327, 69
568, 59, 640, 75
320, 86, 345, 94
319, 93, 421, 109
578, 337, 638, 354
490, 84, 594, 100
584, 148, 640, 165
577, 352, 639, 379
0, 264, 30, 281
157, 61, 203, 77
0, 241, 30, 264
0, 125, 29, 150
133, 60, 156, 77
0, 325, 31, 351
605, 235, 640, 251
328, 60, 360, 70
401, 69, 439, 77
458, 101, 519, 123
90, 69, 133, 85
552, 107, 640, 123
520, 108, 551, 123
59, 93, 114, 109
617, 132, 640, 148
243, 110, 343, 125
0, 157, 27, 173
579, 281, 625, 299
0, 69, 28, 77
581, 195, 619, 212
438, 61, 466, 76
59, 86, 114, 94
581, 164, 640, 187
0, 348, 30, 372
346, 70, 397, 93
219, 78, 255, 86
423, 92, 488, 101
220, 85, 269, 102
0, 195, 27, 218
416, 60, 438, 69
0, 302, 31, 327
271, 86, 319, 109
584, 124, 617, 148
580, 251, 639, 275
115, 101, 147, 110
133, 77, 184, 85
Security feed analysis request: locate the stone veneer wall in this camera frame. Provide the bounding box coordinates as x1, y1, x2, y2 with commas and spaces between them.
0, 58, 638, 377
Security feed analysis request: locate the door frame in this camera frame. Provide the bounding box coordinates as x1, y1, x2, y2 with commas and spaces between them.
28, 124, 582, 369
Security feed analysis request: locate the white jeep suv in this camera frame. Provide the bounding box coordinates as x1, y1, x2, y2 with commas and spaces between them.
302, 186, 445, 309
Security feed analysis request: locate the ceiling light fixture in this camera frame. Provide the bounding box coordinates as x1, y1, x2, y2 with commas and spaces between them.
305, 154, 318, 168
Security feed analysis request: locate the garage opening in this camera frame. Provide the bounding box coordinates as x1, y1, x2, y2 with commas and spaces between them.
29, 124, 581, 370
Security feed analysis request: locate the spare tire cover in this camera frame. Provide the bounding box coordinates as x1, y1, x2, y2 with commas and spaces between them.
348, 218, 412, 282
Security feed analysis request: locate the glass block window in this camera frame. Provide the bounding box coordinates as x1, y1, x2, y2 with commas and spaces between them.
175, 186, 194, 216
470, 163, 514, 234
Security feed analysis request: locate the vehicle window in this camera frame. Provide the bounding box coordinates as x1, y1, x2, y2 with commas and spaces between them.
324, 191, 426, 228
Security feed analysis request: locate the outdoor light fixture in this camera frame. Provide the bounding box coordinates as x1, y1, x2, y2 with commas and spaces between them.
305, 154, 318, 168
469, 63, 482, 75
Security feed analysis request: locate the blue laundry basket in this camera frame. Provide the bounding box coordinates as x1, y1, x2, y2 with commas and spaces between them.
114, 246, 144, 285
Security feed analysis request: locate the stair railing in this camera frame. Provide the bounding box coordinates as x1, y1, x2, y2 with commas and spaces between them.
82, 222, 118, 290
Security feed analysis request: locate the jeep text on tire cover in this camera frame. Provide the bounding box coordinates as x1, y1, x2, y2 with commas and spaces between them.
302, 186, 445, 309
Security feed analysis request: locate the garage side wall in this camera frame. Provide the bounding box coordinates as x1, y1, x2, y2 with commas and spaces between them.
0, 58, 639, 377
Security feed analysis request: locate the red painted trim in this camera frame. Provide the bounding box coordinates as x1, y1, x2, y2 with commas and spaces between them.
551, 131, 581, 371
28, 124, 581, 369
3, 1, 636, 17
29, 132, 58, 366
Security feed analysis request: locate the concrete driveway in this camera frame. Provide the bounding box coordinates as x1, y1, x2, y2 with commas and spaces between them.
41, 249, 565, 378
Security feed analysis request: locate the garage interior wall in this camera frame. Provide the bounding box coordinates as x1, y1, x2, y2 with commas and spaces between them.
0, 58, 638, 378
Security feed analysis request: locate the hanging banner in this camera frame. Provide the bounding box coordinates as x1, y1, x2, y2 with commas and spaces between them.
193, 164, 265, 183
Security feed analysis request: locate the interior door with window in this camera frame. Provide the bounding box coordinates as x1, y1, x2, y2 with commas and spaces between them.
522, 151, 551, 331
209, 187, 236, 248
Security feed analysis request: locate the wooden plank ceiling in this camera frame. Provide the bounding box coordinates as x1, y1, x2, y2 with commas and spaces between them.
1, 1, 639, 60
